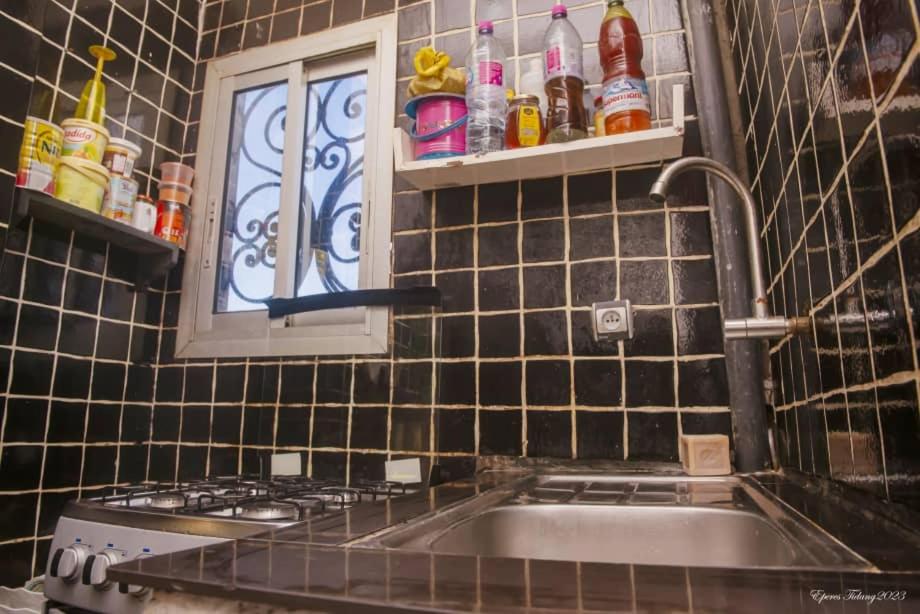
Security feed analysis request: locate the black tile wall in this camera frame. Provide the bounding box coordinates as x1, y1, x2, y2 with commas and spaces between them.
728, 0, 920, 509
179, 0, 727, 484
0, 0, 198, 586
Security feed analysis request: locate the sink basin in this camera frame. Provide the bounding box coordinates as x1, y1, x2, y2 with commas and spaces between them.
414, 505, 800, 567
351, 474, 873, 570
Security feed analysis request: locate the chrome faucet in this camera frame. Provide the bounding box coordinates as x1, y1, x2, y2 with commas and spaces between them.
649, 157, 808, 340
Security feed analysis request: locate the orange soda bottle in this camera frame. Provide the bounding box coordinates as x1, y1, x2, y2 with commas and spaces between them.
598, 0, 651, 134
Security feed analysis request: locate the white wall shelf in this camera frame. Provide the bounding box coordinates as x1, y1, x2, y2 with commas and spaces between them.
395, 84, 685, 191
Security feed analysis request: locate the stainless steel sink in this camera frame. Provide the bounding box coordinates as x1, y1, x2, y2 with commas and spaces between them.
350, 474, 874, 570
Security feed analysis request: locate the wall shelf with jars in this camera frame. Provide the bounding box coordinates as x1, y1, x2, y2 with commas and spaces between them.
13, 188, 180, 289
394, 84, 685, 192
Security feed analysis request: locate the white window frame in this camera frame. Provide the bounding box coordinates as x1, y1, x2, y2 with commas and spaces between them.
176, 15, 397, 358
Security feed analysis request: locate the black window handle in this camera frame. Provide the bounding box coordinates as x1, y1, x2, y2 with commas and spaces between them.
264, 286, 442, 319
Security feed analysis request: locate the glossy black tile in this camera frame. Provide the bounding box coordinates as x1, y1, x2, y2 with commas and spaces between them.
436, 270, 475, 313
437, 362, 475, 405
628, 411, 678, 461
618, 213, 666, 257
274, 406, 310, 447
435, 186, 474, 227
215, 364, 246, 403
96, 321, 130, 360
575, 410, 624, 459
479, 361, 522, 406
389, 408, 430, 452
524, 310, 568, 356
439, 315, 476, 358
574, 360, 621, 406
522, 220, 565, 263
672, 259, 718, 305
211, 406, 243, 444
477, 181, 519, 223
569, 171, 612, 216
526, 410, 571, 457
15, 304, 58, 350
620, 260, 668, 305
350, 407, 388, 450
522, 177, 563, 219
10, 350, 53, 396
526, 360, 570, 406
22, 259, 63, 306
86, 403, 120, 443
523, 265, 566, 309
393, 233, 431, 274
3, 398, 47, 443
570, 260, 617, 307
569, 215, 613, 261
625, 360, 674, 407
478, 267, 519, 311
624, 309, 674, 357
436, 409, 475, 453
478, 223, 519, 267
315, 363, 352, 404
675, 307, 723, 356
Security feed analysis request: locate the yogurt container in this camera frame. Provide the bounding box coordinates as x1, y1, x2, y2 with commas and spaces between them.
61, 118, 110, 164
101, 175, 139, 222
102, 138, 142, 177
55, 157, 109, 212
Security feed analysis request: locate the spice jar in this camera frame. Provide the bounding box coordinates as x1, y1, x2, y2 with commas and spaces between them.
594, 95, 606, 137
505, 95, 545, 149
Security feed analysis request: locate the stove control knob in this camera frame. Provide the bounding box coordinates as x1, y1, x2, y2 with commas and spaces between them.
50, 545, 87, 582
118, 554, 152, 598
83, 549, 120, 590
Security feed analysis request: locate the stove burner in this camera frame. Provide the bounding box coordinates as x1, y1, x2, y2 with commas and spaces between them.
237, 502, 298, 521
147, 493, 187, 510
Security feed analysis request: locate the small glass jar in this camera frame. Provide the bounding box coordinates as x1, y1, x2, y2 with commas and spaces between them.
594, 95, 606, 137
505, 94, 545, 149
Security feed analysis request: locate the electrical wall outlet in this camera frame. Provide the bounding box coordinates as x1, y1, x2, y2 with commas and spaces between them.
592, 300, 634, 341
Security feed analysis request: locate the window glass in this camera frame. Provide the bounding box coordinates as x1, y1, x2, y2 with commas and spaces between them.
296, 71, 368, 296
215, 81, 288, 313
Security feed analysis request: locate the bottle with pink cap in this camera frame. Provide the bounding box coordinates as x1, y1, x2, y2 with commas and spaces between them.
543, 4, 588, 143
464, 20, 508, 154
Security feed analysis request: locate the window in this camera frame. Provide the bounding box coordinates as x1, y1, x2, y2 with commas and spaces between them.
177, 16, 397, 358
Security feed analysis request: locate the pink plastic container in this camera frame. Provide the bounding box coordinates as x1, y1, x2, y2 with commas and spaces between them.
406, 94, 467, 160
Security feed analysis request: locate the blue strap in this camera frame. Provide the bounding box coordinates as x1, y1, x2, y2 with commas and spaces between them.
409, 115, 468, 141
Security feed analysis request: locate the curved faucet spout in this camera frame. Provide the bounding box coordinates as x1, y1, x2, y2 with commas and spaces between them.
650, 157, 802, 339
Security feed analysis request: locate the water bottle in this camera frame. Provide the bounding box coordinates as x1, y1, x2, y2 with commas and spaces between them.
465, 21, 507, 154
543, 4, 588, 143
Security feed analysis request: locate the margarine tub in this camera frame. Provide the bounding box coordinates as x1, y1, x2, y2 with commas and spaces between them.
55, 157, 109, 212
61, 118, 109, 164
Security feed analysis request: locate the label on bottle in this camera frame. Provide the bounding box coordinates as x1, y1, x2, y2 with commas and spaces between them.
602, 77, 650, 116
516, 106, 541, 146
473, 60, 503, 86
545, 45, 583, 81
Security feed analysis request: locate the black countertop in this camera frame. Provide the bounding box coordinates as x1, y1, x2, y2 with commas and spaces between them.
109, 461, 920, 613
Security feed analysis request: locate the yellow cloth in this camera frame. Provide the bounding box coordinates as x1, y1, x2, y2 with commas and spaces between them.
408, 47, 465, 96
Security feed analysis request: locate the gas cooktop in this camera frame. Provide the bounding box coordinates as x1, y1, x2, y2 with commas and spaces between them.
94, 475, 413, 522
46, 475, 419, 613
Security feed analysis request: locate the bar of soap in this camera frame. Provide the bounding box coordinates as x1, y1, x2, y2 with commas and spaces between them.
680, 434, 731, 476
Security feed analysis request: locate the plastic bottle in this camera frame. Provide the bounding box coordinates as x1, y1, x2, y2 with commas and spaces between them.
465, 21, 508, 154
543, 4, 588, 143
599, 0, 651, 135
76, 45, 116, 125
518, 56, 548, 116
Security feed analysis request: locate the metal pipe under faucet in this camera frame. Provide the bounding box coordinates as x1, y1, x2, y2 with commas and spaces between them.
650, 157, 807, 340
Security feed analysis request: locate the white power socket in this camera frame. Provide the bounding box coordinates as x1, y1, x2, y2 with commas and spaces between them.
592, 300, 634, 341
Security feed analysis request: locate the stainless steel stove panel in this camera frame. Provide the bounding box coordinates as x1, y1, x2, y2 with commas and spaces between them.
45, 475, 413, 613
